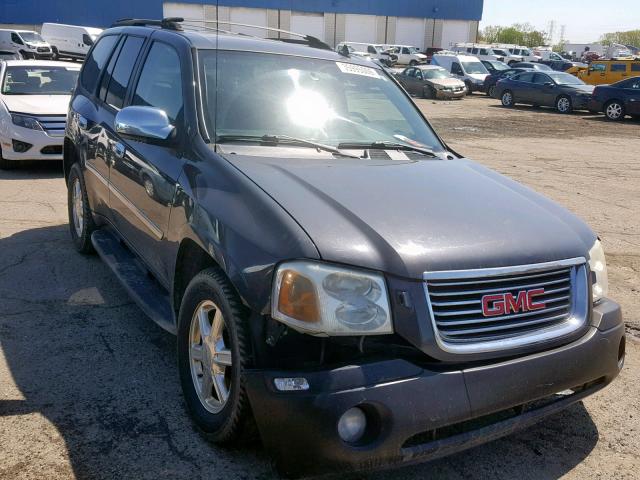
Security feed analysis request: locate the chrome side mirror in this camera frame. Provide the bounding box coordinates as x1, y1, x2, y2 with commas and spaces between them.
114, 106, 175, 141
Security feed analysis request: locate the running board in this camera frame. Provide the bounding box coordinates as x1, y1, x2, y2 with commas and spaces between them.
91, 229, 176, 335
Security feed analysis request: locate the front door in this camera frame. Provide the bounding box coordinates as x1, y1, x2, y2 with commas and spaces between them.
108, 40, 186, 282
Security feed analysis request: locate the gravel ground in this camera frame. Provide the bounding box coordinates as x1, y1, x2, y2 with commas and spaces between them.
0, 94, 639, 479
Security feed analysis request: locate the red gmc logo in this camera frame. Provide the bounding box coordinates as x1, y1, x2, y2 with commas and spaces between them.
481, 289, 546, 317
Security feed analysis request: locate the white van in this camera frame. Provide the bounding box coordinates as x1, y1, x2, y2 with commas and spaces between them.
0, 29, 53, 59
431, 53, 490, 94
381, 45, 427, 66
453, 43, 523, 65
335, 42, 398, 66
494, 44, 542, 62
41, 23, 103, 60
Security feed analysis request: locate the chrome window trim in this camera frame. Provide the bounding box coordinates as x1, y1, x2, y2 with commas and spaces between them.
423, 257, 589, 354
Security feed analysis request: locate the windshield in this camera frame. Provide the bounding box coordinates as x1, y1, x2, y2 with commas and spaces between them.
199, 51, 444, 152
423, 69, 450, 79
18, 32, 44, 43
548, 72, 585, 85
1, 66, 80, 95
461, 61, 489, 74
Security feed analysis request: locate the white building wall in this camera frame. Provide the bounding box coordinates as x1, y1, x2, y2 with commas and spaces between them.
229, 7, 268, 37
440, 20, 472, 49
395, 17, 426, 49
290, 11, 325, 41
344, 14, 377, 43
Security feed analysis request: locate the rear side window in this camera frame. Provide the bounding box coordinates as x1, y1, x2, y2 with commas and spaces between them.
80, 35, 118, 93
611, 63, 627, 72
632, 63, 640, 72
132, 42, 183, 123
104, 36, 144, 109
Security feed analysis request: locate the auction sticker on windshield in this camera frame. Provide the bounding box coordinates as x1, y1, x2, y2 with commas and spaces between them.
336, 62, 380, 79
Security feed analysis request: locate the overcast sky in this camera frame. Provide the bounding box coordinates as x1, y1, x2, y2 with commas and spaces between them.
481, 0, 640, 43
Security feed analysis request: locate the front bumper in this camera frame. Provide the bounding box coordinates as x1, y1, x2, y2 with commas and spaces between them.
246, 299, 623, 477
436, 89, 467, 100
1, 129, 63, 161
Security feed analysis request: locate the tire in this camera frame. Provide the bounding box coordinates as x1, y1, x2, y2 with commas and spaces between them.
423, 85, 436, 99
142, 174, 156, 200
409, 60, 418, 66
67, 163, 96, 253
465, 81, 473, 95
604, 100, 625, 121
0, 148, 16, 170
487, 85, 496, 98
177, 268, 256, 445
556, 95, 573, 114
501, 90, 515, 107
51, 46, 59, 61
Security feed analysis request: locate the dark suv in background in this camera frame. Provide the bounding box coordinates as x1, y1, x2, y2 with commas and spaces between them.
64, 18, 624, 478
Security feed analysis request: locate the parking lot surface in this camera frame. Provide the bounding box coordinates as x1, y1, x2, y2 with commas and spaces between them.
1, 95, 639, 479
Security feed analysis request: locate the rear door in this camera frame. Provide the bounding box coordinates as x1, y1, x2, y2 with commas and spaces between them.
623, 78, 640, 115
71, 33, 120, 218
107, 39, 186, 281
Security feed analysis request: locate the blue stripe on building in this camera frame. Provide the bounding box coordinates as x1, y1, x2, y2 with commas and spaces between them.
0, 0, 483, 28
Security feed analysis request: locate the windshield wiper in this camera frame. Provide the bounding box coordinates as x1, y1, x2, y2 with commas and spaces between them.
216, 134, 360, 159
337, 141, 439, 158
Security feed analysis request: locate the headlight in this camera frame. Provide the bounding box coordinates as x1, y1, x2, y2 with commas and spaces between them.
272, 261, 392, 336
588, 239, 609, 303
11, 114, 42, 131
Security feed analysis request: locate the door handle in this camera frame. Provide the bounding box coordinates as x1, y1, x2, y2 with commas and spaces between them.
78, 115, 88, 130
113, 142, 126, 159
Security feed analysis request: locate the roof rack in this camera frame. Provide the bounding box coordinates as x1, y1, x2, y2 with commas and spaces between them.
111, 17, 184, 31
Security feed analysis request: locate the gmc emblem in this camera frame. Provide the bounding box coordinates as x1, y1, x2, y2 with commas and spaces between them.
482, 289, 546, 317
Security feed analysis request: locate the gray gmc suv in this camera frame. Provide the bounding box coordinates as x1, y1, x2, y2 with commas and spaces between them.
64, 18, 624, 477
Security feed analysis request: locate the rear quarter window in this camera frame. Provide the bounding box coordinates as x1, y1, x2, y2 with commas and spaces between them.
611, 63, 627, 72
80, 35, 119, 94
631, 63, 640, 72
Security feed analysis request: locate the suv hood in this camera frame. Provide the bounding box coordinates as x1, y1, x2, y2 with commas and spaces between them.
224, 153, 595, 279
2, 95, 71, 115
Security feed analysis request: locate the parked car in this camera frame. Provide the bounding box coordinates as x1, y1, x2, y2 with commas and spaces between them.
495, 71, 595, 113
453, 43, 523, 65
588, 77, 640, 120
41, 23, 103, 61
483, 67, 533, 97
577, 58, 640, 85
0, 50, 21, 60
65, 18, 623, 478
481, 59, 510, 74
395, 65, 466, 99
538, 52, 588, 72
510, 62, 553, 71
432, 53, 490, 94
0, 29, 54, 59
381, 44, 427, 65
335, 42, 397, 66
495, 44, 542, 62
0, 60, 80, 169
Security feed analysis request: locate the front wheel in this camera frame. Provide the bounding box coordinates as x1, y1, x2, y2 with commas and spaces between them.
67, 163, 96, 253
604, 100, 625, 121
501, 90, 515, 107
409, 60, 418, 66
556, 95, 573, 114
177, 268, 255, 444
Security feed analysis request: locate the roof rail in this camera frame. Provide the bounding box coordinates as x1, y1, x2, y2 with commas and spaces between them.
111, 17, 184, 31
180, 20, 333, 51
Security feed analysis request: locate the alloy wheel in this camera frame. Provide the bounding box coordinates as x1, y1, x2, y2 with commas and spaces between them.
71, 178, 84, 238
557, 97, 571, 113
502, 91, 513, 106
606, 102, 623, 120
189, 300, 233, 414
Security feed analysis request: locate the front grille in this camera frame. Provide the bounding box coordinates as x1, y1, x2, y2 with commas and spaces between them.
35, 115, 67, 137
424, 258, 589, 353
37, 47, 50, 53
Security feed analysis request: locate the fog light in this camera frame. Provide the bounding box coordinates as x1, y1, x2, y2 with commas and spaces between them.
12, 139, 32, 153
273, 377, 309, 391
337, 407, 366, 443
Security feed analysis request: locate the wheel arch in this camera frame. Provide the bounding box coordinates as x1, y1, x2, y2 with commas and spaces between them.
63, 136, 79, 186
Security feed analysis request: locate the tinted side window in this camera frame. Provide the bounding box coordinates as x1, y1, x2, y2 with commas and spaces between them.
516, 72, 534, 83
80, 35, 118, 94
105, 36, 144, 109
451, 63, 463, 75
367, 45, 377, 54
11, 33, 23, 44
632, 63, 640, 72
83, 34, 94, 47
611, 63, 627, 72
132, 42, 183, 123
532, 73, 550, 84
402, 48, 410, 54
